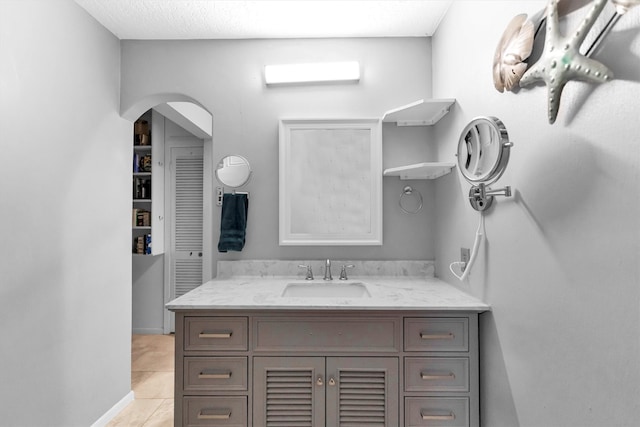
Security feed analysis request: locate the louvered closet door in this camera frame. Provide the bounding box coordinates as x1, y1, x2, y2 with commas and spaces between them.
326, 357, 399, 427
254, 357, 326, 427
169, 145, 204, 300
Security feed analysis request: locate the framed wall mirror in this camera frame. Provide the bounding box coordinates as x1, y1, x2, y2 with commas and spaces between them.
279, 118, 382, 246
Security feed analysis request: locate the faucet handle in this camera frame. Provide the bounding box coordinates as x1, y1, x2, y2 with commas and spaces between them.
298, 264, 314, 280
339, 264, 355, 280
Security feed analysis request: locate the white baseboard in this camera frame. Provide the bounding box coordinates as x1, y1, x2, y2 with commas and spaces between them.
132, 327, 164, 335
91, 391, 135, 427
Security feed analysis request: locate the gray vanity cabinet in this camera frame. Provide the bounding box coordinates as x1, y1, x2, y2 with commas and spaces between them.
173, 311, 479, 427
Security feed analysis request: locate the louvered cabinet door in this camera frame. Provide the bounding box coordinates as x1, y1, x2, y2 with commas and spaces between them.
326, 357, 399, 427
253, 357, 326, 427
170, 146, 204, 298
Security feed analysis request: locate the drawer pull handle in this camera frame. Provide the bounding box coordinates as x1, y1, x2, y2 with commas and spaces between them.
421, 411, 455, 421
198, 410, 231, 420
420, 332, 455, 340
199, 331, 232, 339
199, 371, 232, 379
421, 372, 455, 380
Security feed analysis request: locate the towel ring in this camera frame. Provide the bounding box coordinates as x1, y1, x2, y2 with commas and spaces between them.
399, 186, 423, 214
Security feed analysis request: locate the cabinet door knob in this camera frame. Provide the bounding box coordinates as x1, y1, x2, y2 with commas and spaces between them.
316, 377, 324, 386
328, 377, 336, 386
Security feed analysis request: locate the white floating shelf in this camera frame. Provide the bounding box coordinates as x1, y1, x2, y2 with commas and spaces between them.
383, 162, 456, 180
382, 99, 456, 126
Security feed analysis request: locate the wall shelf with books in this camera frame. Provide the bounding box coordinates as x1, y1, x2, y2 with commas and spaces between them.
132, 109, 165, 256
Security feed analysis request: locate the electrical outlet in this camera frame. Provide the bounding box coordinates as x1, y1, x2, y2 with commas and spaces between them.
215, 186, 224, 206
460, 248, 470, 271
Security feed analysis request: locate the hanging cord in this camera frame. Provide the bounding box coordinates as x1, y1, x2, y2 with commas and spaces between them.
450, 213, 485, 281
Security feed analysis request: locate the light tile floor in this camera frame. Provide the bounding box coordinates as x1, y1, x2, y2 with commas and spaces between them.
107, 334, 175, 427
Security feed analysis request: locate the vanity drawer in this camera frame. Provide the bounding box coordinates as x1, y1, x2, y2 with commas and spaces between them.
184, 357, 248, 391
405, 357, 469, 392
405, 397, 469, 427
185, 317, 248, 351
404, 318, 468, 352
183, 396, 247, 427
253, 317, 400, 352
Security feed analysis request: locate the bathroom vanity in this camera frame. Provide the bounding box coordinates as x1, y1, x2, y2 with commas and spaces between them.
166, 263, 489, 427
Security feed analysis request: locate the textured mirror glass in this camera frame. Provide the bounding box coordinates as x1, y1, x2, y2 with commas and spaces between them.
457, 117, 510, 185
279, 119, 382, 246
216, 155, 251, 188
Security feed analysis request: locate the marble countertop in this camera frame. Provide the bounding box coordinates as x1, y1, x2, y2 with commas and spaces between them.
166, 276, 490, 312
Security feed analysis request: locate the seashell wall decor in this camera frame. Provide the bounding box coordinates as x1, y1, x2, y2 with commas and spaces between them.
493, 14, 535, 92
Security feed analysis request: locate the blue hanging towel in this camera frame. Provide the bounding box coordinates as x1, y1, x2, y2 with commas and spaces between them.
218, 193, 249, 252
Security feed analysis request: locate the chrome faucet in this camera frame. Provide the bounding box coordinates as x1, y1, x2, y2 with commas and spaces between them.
323, 259, 333, 281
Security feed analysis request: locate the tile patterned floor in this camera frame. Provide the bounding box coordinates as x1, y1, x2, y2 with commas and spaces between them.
107, 334, 175, 427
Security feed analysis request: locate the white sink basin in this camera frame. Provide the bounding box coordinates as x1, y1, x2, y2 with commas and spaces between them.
281, 281, 371, 298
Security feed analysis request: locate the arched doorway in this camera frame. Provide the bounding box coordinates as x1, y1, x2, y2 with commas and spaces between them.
124, 94, 214, 334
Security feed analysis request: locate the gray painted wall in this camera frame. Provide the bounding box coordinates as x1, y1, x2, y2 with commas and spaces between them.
132, 253, 164, 334
432, 2, 640, 426
0, 1, 132, 425
121, 38, 438, 279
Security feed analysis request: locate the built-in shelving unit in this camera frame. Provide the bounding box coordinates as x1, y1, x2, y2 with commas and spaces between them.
132, 110, 164, 256
382, 98, 455, 126
382, 98, 456, 180
383, 162, 456, 180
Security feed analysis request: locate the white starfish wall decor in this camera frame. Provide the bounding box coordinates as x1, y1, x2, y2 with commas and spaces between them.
519, 0, 613, 124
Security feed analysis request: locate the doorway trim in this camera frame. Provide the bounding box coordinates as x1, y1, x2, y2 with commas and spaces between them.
164, 140, 205, 334
123, 93, 214, 335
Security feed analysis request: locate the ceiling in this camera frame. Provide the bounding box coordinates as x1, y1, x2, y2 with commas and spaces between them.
74, 0, 453, 40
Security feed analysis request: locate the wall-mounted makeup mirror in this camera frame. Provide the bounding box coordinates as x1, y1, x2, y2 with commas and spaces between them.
457, 116, 513, 211
215, 155, 252, 188
450, 116, 514, 281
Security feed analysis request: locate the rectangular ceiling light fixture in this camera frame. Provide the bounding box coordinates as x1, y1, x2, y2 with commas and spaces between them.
264, 61, 360, 85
